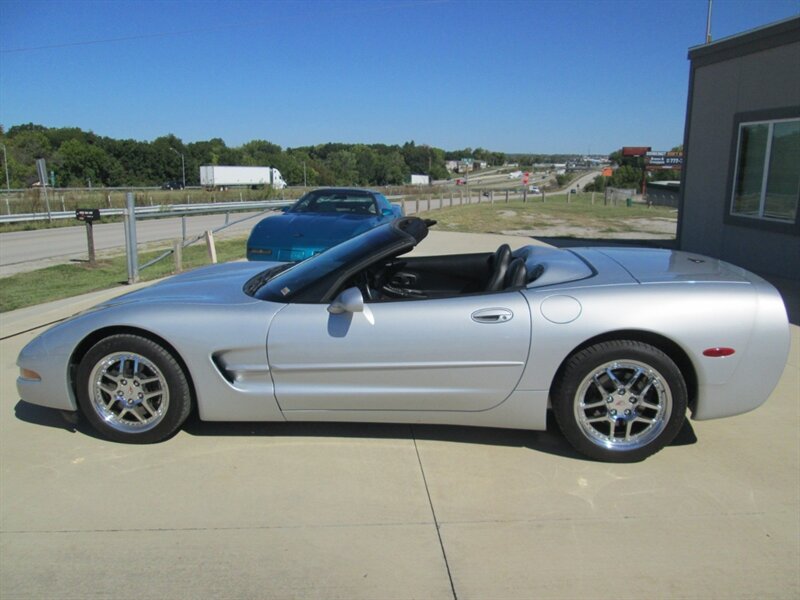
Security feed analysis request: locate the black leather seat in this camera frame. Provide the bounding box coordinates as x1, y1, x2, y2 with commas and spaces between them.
485, 244, 512, 291
504, 258, 528, 289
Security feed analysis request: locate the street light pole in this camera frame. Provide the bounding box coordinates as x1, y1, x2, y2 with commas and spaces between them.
170, 147, 186, 188
1, 143, 10, 190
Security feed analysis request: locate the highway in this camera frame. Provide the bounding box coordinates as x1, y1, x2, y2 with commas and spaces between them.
0, 211, 271, 277
0, 173, 599, 276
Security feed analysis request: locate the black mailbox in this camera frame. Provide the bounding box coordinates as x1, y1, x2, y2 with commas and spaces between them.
75, 208, 101, 222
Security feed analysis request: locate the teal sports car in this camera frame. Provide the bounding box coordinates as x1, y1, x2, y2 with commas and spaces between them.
247, 188, 403, 261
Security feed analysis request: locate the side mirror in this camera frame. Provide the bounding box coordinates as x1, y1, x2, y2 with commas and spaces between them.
381, 208, 394, 217
328, 287, 364, 314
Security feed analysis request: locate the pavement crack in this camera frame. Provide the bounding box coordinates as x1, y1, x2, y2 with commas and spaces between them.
411, 425, 458, 600
1, 318, 67, 340
1, 520, 435, 535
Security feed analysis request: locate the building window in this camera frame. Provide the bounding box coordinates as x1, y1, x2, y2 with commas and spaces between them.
731, 118, 800, 223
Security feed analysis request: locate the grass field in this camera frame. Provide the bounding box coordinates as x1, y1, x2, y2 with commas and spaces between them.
0, 235, 249, 312
419, 193, 677, 237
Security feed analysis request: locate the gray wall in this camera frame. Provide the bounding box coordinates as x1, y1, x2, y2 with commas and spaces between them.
679, 28, 800, 280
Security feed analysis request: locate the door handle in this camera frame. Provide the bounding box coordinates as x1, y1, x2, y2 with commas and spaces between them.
471, 308, 513, 323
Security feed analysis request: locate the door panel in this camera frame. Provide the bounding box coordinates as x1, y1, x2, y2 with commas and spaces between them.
268, 292, 531, 412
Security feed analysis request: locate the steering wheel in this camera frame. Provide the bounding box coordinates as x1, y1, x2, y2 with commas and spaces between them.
355, 271, 374, 301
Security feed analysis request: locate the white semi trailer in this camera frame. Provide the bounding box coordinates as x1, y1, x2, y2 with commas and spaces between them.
200, 165, 286, 189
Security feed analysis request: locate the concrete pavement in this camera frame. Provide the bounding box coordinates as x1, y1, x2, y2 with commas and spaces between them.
1, 232, 798, 599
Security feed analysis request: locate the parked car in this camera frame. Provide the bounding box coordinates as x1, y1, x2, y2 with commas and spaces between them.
247, 188, 403, 261
16, 217, 789, 462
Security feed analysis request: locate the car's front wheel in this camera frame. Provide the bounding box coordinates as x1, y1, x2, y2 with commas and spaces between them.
552, 340, 688, 462
76, 334, 192, 443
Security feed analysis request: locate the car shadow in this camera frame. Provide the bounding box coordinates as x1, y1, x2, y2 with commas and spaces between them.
14, 400, 89, 436
182, 411, 698, 461
14, 400, 697, 461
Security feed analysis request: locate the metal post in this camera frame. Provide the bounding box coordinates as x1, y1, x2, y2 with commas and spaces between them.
170, 148, 186, 189
523, 188, 528, 203
225, 211, 230, 225
125, 192, 139, 283
42, 185, 52, 222
123, 213, 131, 277
181, 216, 187, 242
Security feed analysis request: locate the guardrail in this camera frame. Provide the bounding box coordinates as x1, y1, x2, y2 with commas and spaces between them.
0, 199, 292, 224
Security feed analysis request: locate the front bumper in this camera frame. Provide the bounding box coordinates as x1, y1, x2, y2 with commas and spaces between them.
16, 332, 77, 411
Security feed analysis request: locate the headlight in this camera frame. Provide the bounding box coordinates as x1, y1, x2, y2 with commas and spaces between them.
19, 368, 41, 381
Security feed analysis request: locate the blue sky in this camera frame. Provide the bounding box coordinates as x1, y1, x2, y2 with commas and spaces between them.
1, 0, 798, 153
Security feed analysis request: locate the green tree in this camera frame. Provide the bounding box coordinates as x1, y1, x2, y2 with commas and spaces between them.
55, 139, 123, 187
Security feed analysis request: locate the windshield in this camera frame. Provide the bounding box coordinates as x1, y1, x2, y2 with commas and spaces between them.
290, 189, 378, 215
250, 222, 410, 302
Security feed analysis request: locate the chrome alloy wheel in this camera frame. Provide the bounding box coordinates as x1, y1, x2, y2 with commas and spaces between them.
88, 352, 169, 433
573, 359, 672, 451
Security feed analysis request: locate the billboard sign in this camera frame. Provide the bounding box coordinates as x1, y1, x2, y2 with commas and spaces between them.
645, 151, 683, 169
622, 146, 651, 157
36, 158, 48, 187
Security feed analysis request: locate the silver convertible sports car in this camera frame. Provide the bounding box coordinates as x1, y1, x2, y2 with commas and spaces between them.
17, 217, 790, 462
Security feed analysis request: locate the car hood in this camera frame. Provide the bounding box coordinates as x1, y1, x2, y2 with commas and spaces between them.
94, 261, 280, 309
249, 213, 380, 246
582, 247, 754, 284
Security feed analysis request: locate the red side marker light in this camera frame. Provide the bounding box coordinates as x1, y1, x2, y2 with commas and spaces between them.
703, 347, 736, 357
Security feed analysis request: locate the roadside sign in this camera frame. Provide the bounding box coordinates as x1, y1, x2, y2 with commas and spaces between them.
645, 151, 683, 169
622, 146, 651, 157
76, 208, 100, 266
75, 208, 101, 222
35, 159, 48, 187
602, 167, 613, 177
35, 158, 52, 220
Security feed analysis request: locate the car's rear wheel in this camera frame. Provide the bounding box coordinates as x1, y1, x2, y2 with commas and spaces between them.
552, 340, 687, 462
76, 334, 192, 443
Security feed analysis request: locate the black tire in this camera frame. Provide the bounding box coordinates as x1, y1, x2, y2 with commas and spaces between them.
76, 334, 192, 443
552, 340, 687, 462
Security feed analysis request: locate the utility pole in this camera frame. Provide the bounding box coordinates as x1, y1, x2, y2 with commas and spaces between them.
0, 143, 10, 190
170, 147, 186, 188
303, 161, 307, 187
706, 0, 713, 44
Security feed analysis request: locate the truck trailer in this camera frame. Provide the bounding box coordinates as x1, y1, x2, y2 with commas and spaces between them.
200, 165, 286, 189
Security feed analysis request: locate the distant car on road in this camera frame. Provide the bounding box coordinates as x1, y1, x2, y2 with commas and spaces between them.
160, 181, 184, 190
246, 188, 403, 261
528, 185, 541, 193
